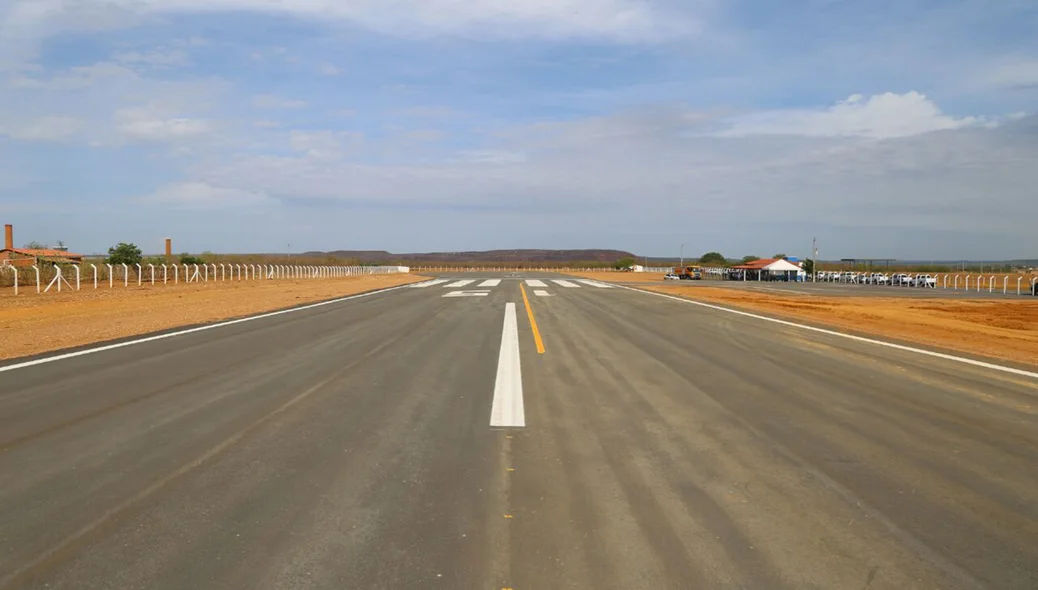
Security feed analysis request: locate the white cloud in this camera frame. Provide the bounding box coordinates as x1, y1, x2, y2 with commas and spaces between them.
112, 48, 190, 68
253, 94, 307, 109
402, 129, 443, 142
115, 106, 210, 141
0, 115, 82, 141
458, 150, 528, 164
137, 182, 272, 209
8, 61, 135, 90
182, 104, 1036, 252
253, 119, 280, 128
289, 130, 363, 159
0, 0, 694, 49
986, 58, 1038, 89
719, 92, 984, 139
318, 63, 341, 76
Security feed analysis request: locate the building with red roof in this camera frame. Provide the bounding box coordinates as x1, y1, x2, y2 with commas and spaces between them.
1, 224, 84, 267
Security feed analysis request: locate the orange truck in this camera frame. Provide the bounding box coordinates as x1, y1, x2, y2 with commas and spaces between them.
671, 266, 702, 280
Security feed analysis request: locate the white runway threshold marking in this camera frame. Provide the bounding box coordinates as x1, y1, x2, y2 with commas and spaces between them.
445, 279, 476, 288
478, 279, 502, 287
576, 279, 613, 288
533, 290, 553, 297
551, 279, 579, 288
490, 303, 525, 428
410, 279, 449, 288
525, 279, 547, 287
443, 290, 490, 298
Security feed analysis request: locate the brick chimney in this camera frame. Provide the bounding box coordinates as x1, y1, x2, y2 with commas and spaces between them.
165, 238, 172, 262
4, 224, 12, 251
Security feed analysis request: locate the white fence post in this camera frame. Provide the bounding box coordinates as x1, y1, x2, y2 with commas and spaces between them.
220, 263, 226, 281
149, 264, 155, 285
203, 264, 209, 282
943, 275, 948, 289
987, 275, 994, 293
136, 263, 142, 286
123, 264, 129, 287
1018, 276, 1023, 295
211, 264, 217, 281
173, 264, 179, 284
236, 264, 241, 281
193, 264, 200, 283
91, 264, 97, 289
163, 264, 168, 284
74, 265, 80, 290
1003, 276, 1008, 295
32, 265, 40, 293
965, 275, 971, 290
9, 266, 17, 295
107, 264, 113, 288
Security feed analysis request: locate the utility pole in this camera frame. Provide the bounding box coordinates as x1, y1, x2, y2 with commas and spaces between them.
680, 244, 684, 269
812, 237, 818, 283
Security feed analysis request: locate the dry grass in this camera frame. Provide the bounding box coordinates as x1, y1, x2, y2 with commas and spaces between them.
0, 274, 426, 360
568, 270, 669, 284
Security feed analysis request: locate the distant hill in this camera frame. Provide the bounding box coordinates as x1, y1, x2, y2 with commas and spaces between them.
297, 249, 639, 264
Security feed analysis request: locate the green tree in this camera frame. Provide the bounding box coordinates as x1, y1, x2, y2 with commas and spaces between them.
802, 259, 815, 275
773, 253, 788, 260
106, 242, 142, 265
615, 256, 636, 269
24, 240, 48, 249
699, 251, 726, 265
179, 253, 205, 265
741, 255, 760, 264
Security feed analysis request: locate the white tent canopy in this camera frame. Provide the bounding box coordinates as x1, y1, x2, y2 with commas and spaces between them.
760, 259, 802, 273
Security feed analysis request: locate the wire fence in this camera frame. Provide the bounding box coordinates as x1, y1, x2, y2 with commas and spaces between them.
0, 263, 409, 295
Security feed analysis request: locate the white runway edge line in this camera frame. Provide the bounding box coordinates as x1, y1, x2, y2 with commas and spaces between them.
490, 302, 526, 427
617, 284, 1038, 380
0, 280, 429, 375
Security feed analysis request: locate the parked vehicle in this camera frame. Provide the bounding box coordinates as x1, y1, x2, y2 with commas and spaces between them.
671, 265, 703, 280
913, 274, 937, 288
869, 273, 890, 285
664, 273, 680, 280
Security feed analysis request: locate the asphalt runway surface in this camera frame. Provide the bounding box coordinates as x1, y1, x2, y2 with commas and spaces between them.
1, 273, 1036, 589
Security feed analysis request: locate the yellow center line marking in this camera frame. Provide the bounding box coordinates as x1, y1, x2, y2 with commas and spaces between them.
519, 283, 546, 354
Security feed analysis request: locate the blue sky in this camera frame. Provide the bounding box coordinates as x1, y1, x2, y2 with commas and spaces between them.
1, 0, 1036, 259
